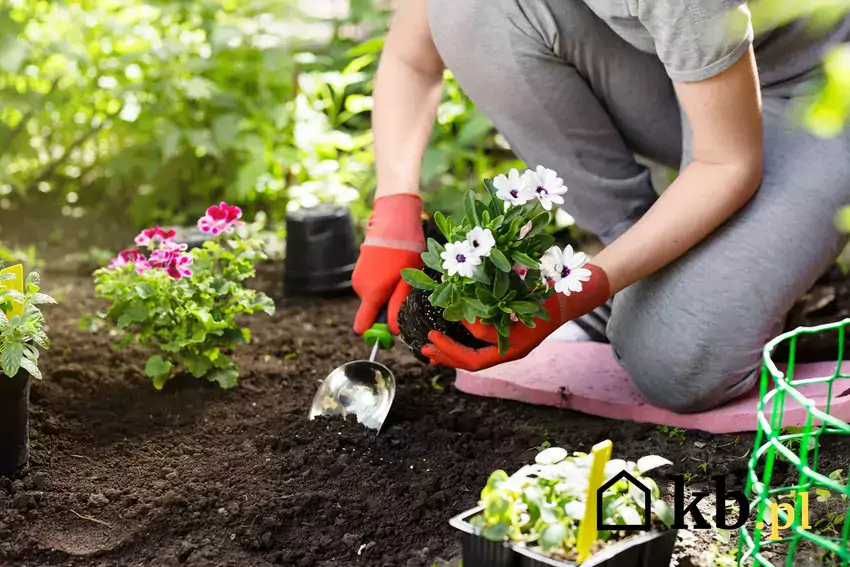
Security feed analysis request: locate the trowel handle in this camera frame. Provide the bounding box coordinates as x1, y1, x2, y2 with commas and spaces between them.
364, 306, 394, 350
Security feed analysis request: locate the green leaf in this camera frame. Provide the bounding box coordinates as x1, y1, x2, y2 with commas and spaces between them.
1, 343, 23, 377
469, 265, 491, 285
19, 357, 41, 380
528, 211, 552, 238
434, 211, 451, 240
208, 366, 239, 388
27, 293, 56, 305
510, 301, 540, 315
497, 333, 510, 356
462, 300, 478, 324
481, 521, 509, 542
427, 237, 445, 256
184, 355, 213, 378
489, 248, 511, 272
422, 251, 443, 273
401, 268, 437, 291
493, 269, 509, 298
463, 191, 479, 226
443, 303, 465, 322
476, 287, 497, 305
430, 282, 453, 308
25, 272, 39, 287
539, 523, 568, 551
145, 355, 173, 388
135, 283, 157, 299
117, 303, 151, 328
511, 251, 538, 269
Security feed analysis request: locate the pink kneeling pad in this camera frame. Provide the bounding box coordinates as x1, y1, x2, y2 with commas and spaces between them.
454, 341, 850, 434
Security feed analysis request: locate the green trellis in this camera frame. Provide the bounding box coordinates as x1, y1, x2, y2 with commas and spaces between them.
738, 319, 850, 566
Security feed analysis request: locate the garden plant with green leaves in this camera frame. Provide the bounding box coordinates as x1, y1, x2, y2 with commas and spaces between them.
92, 202, 275, 389
0, 265, 55, 380
471, 446, 674, 561
401, 166, 592, 354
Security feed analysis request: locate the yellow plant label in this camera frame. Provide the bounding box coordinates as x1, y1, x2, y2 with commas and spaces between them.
0, 264, 24, 317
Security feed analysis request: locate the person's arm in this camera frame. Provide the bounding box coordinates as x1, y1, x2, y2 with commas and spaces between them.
372, 0, 446, 199
592, 47, 763, 293
351, 0, 446, 335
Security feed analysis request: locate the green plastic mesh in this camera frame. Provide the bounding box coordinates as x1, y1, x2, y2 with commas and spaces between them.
738, 320, 850, 566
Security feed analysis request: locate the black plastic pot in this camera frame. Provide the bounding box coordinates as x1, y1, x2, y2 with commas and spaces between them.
283, 205, 358, 295
449, 506, 677, 567
0, 371, 31, 479
397, 268, 490, 363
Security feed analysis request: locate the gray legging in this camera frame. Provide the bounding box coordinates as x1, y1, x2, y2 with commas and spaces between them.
427, 0, 850, 413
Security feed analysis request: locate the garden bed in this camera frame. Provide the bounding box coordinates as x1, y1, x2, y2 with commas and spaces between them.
1, 264, 848, 567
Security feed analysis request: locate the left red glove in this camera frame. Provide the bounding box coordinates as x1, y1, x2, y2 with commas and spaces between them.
421, 264, 611, 371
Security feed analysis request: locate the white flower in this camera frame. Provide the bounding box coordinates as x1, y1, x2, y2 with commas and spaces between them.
540, 245, 592, 296
493, 168, 534, 205
441, 240, 481, 278
465, 226, 495, 257
525, 166, 567, 211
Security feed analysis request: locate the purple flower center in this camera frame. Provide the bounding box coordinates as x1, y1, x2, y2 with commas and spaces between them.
472, 240, 479, 247
560, 266, 571, 278
536, 186, 548, 195
510, 189, 519, 198
456, 254, 467, 263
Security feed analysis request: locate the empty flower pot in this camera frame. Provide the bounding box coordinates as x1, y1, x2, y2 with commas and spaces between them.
450, 506, 677, 567
283, 205, 359, 294
0, 370, 31, 479
397, 267, 490, 363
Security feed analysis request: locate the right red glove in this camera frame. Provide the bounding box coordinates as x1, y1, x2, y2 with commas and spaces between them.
352, 193, 426, 335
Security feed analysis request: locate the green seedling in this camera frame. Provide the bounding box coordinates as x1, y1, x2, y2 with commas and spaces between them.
657, 425, 686, 443
0, 265, 56, 379
470, 446, 674, 561
428, 375, 444, 391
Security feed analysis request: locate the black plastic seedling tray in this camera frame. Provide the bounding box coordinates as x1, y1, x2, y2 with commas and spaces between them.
449, 506, 677, 567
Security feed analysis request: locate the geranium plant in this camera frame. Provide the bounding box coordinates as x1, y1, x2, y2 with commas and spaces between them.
401, 166, 591, 354
470, 447, 674, 560
0, 266, 55, 379
92, 202, 275, 390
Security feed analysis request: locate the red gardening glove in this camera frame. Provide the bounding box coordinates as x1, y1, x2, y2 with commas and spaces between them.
352, 193, 426, 335
421, 264, 611, 371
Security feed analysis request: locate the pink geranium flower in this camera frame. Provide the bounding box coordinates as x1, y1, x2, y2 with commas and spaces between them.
197, 202, 244, 235
165, 253, 193, 280
135, 226, 177, 247
109, 249, 152, 274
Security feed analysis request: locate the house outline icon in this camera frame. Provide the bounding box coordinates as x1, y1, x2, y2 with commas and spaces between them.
595, 470, 652, 531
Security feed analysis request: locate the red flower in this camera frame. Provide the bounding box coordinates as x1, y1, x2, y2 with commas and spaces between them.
197, 202, 244, 236
135, 226, 177, 247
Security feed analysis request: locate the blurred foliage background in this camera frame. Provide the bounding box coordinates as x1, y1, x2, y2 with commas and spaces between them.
0, 0, 536, 257
0, 0, 849, 261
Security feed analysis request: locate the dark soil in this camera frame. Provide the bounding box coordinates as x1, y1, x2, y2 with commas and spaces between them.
0, 264, 848, 567
397, 283, 489, 364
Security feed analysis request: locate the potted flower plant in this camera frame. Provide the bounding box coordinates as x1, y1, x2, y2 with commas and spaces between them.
92, 202, 276, 390
398, 166, 589, 361
0, 264, 56, 479
450, 445, 677, 566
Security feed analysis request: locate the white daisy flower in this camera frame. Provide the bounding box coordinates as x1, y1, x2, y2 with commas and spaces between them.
525, 166, 567, 211
493, 168, 534, 206
441, 240, 481, 278
465, 226, 495, 257
540, 245, 592, 296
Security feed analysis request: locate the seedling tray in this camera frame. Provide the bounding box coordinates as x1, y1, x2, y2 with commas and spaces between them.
449, 506, 677, 567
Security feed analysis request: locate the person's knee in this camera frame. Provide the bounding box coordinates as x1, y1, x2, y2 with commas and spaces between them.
609, 312, 759, 414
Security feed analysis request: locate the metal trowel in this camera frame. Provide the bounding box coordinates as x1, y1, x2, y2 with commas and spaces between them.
308, 307, 396, 432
